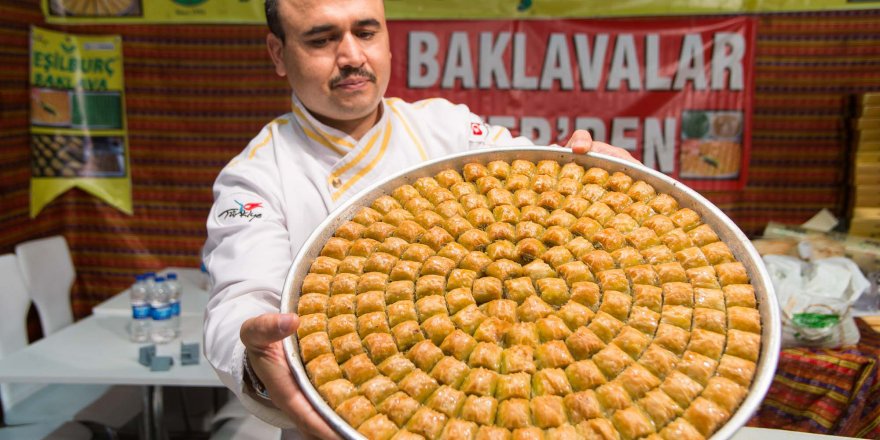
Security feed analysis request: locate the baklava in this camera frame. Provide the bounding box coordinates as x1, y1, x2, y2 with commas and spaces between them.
296, 160, 761, 440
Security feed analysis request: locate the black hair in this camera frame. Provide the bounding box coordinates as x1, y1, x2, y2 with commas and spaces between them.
265, 0, 285, 43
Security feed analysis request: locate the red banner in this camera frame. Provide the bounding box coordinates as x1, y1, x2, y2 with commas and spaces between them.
387, 17, 756, 190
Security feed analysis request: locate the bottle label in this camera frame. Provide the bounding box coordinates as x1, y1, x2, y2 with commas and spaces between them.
132, 303, 151, 320
170, 300, 180, 316
152, 305, 172, 321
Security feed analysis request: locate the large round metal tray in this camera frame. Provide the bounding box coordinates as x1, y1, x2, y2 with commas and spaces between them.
281, 147, 781, 440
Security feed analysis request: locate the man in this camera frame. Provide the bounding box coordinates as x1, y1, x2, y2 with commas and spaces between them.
203, 0, 636, 438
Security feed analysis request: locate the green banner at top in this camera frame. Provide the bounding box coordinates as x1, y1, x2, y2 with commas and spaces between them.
43, 0, 880, 24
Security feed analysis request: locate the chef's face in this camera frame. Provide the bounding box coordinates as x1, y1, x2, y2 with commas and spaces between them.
267, 0, 391, 126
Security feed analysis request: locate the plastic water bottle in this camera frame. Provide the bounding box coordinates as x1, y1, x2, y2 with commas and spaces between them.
149, 276, 175, 344
130, 274, 151, 342
144, 271, 157, 295
166, 272, 182, 338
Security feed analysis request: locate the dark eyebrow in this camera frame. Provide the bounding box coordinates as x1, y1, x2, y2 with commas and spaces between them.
355, 19, 381, 28
303, 24, 336, 37
302, 19, 380, 37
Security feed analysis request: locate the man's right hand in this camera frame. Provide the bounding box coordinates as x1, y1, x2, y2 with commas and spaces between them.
240, 313, 342, 440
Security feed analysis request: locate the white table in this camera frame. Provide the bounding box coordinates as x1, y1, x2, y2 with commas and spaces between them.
0, 314, 851, 440
93, 267, 210, 317
0, 313, 221, 440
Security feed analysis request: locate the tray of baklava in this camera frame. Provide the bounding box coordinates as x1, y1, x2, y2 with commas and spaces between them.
281, 147, 780, 440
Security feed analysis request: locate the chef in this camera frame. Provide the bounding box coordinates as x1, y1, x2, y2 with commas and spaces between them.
203, 0, 636, 438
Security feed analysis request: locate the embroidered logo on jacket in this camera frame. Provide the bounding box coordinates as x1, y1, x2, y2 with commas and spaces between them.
218, 200, 263, 222
471, 122, 484, 136
469, 122, 490, 145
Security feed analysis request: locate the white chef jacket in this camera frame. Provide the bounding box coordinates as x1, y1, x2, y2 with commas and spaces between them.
203, 94, 533, 428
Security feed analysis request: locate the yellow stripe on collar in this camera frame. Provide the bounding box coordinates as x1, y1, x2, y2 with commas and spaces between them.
387, 99, 427, 161
328, 122, 382, 184
292, 106, 355, 151
413, 98, 441, 109
491, 126, 508, 143
332, 118, 392, 201
301, 125, 347, 156
247, 118, 289, 160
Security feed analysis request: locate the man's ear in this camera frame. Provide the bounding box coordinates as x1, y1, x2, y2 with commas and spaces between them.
266, 33, 287, 78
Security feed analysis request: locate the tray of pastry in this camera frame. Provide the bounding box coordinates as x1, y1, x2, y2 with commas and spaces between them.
281, 147, 780, 440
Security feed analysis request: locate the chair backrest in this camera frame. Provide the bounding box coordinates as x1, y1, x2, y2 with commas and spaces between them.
14, 235, 75, 336
0, 254, 45, 414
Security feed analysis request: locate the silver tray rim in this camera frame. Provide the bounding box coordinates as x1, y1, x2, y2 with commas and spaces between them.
281, 147, 781, 440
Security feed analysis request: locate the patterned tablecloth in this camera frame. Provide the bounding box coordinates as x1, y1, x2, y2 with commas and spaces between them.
748, 318, 880, 438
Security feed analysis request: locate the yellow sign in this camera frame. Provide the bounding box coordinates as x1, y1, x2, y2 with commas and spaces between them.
43, 0, 880, 23
42, 0, 265, 24
29, 27, 132, 217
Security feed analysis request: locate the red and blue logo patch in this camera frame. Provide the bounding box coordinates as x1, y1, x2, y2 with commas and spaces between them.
217, 198, 264, 223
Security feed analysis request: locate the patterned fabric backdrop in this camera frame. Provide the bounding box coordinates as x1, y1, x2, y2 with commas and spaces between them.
0, 2, 878, 317
748, 318, 880, 437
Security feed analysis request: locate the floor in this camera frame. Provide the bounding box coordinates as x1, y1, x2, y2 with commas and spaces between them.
102, 387, 226, 440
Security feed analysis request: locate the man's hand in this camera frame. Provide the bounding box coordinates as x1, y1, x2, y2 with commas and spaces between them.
565, 129, 640, 164
240, 313, 342, 440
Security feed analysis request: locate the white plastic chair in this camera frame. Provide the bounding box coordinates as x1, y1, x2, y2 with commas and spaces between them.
10, 237, 143, 434
0, 254, 90, 440
14, 235, 75, 336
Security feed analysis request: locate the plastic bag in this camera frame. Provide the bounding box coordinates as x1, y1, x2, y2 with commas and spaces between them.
764, 255, 871, 348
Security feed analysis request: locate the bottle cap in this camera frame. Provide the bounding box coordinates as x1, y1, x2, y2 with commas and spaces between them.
167, 273, 178, 280
155, 276, 165, 282
136, 274, 146, 281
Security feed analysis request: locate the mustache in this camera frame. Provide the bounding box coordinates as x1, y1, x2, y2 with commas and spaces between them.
330, 67, 377, 88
